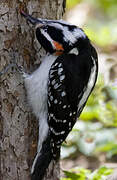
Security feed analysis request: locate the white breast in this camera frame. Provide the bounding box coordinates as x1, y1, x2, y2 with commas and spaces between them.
24, 54, 57, 153
24, 54, 57, 118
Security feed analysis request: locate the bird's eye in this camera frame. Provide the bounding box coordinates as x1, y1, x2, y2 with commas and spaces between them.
43, 26, 48, 32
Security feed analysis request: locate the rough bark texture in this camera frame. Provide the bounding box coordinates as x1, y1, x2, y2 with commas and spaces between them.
0, 1, 65, 180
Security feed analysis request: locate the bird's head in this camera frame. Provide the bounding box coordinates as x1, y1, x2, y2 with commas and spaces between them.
21, 11, 88, 55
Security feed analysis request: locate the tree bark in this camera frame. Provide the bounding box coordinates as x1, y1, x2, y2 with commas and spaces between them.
0, 1, 66, 180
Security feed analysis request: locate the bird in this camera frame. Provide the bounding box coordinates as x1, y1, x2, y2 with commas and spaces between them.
20, 10, 98, 180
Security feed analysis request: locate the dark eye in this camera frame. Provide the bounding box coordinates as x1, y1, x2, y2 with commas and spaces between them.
43, 25, 48, 32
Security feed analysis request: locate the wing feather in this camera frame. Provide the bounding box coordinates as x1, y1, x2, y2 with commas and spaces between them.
47, 53, 96, 158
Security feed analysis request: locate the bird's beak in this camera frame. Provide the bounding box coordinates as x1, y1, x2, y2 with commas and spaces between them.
20, 10, 44, 26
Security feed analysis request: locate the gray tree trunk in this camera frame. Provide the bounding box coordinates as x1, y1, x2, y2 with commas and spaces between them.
0, 1, 66, 180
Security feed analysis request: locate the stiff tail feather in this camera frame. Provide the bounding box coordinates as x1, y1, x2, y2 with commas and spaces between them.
31, 135, 53, 180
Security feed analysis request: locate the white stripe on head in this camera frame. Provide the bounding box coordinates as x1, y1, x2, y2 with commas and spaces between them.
73, 28, 86, 39
49, 22, 63, 29
46, 22, 77, 45
63, 26, 76, 44
40, 29, 55, 49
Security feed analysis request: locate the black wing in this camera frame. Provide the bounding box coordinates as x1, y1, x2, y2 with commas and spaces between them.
47, 53, 96, 158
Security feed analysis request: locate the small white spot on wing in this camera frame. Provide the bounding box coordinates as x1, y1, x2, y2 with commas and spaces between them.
50, 113, 54, 117
52, 142, 54, 147
69, 122, 72, 130
50, 74, 54, 78
59, 101, 62, 105
50, 96, 53, 101
54, 99, 58, 104
69, 122, 71, 126
58, 63, 62, 68
58, 68, 63, 75
60, 139, 63, 143
48, 115, 51, 121
54, 62, 59, 66
51, 79, 56, 85
63, 105, 67, 109
57, 140, 61, 144
60, 75, 65, 81
54, 83, 61, 89
50, 69, 57, 75
61, 131, 65, 135
61, 91, 66, 97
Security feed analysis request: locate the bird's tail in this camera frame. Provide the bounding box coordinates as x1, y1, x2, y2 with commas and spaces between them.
31, 135, 53, 180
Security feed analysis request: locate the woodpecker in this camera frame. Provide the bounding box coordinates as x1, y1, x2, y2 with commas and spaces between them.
20, 11, 98, 180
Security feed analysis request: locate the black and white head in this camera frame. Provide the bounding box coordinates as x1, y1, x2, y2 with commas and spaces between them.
21, 11, 89, 55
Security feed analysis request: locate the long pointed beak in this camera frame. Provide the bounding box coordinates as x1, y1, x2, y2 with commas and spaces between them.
20, 10, 44, 26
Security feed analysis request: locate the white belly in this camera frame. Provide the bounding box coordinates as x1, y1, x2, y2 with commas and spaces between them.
24, 54, 57, 150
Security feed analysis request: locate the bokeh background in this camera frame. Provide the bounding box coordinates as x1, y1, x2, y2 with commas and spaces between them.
60, 0, 117, 179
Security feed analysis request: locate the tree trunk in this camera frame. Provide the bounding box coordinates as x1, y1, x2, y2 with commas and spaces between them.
0, 1, 66, 180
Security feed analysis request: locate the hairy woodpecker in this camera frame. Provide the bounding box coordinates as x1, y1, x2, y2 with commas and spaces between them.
20, 11, 98, 180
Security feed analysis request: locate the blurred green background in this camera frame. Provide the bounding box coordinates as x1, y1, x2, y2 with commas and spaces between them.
61, 0, 117, 179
